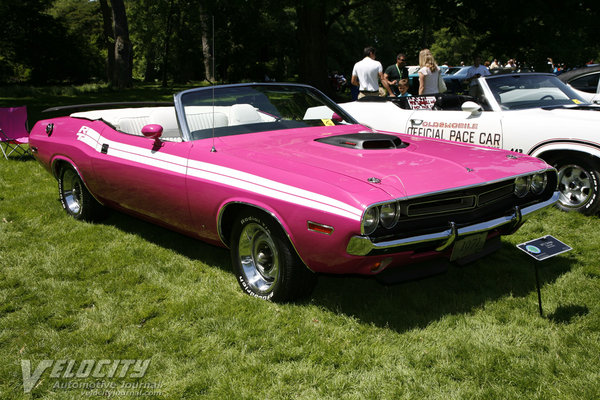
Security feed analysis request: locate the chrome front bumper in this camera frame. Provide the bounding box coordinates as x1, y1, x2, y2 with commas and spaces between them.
346, 191, 559, 256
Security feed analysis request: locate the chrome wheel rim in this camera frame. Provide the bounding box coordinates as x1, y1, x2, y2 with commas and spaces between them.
62, 169, 82, 215
238, 223, 279, 294
557, 164, 593, 209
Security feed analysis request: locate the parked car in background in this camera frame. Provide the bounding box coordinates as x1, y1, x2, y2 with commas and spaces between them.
340, 72, 600, 215
558, 65, 600, 104
442, 66, 472, 94
30, 83, 558, 301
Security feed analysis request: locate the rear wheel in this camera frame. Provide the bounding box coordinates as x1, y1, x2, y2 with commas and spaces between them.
553, 157, 600, 215
58, 165, 105, 221
230, 210, 316, 302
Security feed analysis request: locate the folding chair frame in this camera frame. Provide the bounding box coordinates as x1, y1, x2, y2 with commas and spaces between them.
0, 128, 30, 160
0, 106, 31, 160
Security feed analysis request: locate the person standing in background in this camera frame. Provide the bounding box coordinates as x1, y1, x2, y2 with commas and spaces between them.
465, 55, 491, 96
351, 46, 392, 99
418, 49, 441, 95
383, 53, 409, 96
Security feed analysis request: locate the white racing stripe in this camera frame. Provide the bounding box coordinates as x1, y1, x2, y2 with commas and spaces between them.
76, 126, 363, 220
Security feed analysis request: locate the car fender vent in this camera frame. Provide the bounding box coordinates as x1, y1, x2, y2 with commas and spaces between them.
315, 133, 408, 150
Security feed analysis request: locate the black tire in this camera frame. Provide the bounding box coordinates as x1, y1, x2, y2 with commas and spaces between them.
552, 157, 600, 215
58, 165, 106, 221
230, 210, 316, 302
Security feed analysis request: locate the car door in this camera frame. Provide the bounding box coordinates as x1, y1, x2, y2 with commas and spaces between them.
88, 126, 195, 232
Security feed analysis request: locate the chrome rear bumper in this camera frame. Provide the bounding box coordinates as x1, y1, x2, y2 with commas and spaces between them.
346, 191, 559, 256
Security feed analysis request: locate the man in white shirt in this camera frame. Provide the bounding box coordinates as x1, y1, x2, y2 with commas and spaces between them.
351, 47, 391, 99
465, 55, 490, 96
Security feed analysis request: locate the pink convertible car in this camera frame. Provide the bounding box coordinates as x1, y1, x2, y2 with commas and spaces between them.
30, 83, 558, 301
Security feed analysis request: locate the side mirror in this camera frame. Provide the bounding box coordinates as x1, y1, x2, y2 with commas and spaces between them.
332, 112, 343, 122
461, 101, 483, 114
141, 124, 163, 140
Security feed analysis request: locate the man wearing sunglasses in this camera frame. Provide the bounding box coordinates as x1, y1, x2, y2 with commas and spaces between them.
384, 53, 410, 96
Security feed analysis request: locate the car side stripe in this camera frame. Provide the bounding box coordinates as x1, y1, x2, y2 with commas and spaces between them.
76, 126, 363, 220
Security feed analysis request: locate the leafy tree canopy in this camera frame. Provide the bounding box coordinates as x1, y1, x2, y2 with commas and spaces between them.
1, 0, 598, 91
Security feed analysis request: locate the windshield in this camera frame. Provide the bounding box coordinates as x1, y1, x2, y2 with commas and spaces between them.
485, 74, 590, 110
176, 84, 357, 140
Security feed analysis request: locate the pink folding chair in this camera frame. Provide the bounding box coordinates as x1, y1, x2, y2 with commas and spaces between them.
0, 106, 30, 160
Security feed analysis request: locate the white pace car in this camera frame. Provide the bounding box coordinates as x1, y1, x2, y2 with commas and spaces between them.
341, 72, 600, 215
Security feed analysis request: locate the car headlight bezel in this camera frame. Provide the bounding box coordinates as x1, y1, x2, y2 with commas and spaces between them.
362, 206, 380, 235
379, 202, 400, 229
514, 175, 531, 198
530, 172, 548, 195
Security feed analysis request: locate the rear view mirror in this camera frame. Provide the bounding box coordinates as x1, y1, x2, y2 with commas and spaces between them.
141, 124, 164, 140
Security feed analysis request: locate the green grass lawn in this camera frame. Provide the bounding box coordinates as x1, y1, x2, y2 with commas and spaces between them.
1, 85, 600, 399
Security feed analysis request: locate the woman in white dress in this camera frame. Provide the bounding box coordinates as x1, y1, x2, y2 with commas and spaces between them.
418, 49, 441, 95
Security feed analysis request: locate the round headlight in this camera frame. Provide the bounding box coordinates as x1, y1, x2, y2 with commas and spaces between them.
379, 202, 399, 229
514, 175, 531, 198
530, 173, 547, 195
362, 207, 379, 235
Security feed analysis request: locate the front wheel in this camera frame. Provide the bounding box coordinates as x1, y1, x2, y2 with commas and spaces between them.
230, 211, 316, 302
58, 165, 106, 221
553, 157, 600, 215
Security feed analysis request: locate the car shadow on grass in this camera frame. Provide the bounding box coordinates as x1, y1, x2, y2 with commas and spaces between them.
102, 210, 231, 272
310, 243, 575, 332
97, 211, 577, 331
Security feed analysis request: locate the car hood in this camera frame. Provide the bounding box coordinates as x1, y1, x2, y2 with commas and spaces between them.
539, 104, 600, 119
214, 125, 548, 200
504, 105, 600, 138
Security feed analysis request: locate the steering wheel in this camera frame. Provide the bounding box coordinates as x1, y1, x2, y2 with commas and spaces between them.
540, 95, 555, 100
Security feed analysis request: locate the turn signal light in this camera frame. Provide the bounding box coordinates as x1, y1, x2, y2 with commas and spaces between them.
307, 221, 334, 235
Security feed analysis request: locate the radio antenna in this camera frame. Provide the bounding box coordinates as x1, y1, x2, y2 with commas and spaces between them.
210, 15, 217, 153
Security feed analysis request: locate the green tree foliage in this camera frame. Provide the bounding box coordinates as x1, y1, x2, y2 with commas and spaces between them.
0, 0, 103, 84
48, 0, 105, 80
1, 0, 599, 89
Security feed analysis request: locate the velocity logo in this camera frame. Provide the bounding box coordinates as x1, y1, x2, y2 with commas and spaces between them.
21, 359, 151, 393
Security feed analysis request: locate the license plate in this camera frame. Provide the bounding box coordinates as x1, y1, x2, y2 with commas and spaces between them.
450, 232, 487, 261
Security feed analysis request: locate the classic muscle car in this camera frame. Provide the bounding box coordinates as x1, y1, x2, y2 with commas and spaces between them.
341, 72, 600, 215
30, 83, 558, 301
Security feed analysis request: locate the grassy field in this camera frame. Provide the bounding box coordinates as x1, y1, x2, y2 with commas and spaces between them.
1, 85, 600, 399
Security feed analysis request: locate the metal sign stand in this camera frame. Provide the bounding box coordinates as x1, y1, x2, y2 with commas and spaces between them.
533, 260, 543, 316
517, 235, 572, 317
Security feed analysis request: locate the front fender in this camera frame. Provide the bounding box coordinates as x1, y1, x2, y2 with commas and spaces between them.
216, 197, 364, 274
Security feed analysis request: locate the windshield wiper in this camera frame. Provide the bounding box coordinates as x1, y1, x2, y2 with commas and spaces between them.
541, 104, 598, 111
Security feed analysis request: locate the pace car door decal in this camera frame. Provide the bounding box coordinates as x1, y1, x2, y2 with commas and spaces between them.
404, 110, 503, 148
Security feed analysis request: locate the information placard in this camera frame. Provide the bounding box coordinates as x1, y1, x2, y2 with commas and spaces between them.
517, 235, 572, 261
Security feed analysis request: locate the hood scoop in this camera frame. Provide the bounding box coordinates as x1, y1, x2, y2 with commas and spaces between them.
315, 133, 408, 150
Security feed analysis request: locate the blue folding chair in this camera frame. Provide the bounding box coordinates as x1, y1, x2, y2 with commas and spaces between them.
0, 106, 30, 160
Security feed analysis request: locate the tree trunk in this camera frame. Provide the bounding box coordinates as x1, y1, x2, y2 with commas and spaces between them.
159, 0, 175, 87
199, 9, 214, 83
111, 0, 132, 88
296, 2, 329, 93
98, 0, 114, 83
